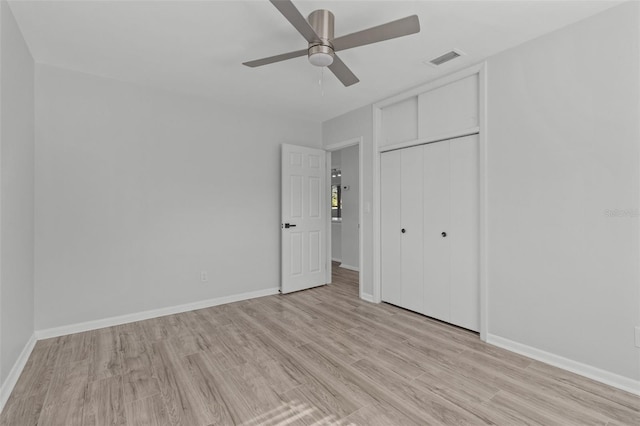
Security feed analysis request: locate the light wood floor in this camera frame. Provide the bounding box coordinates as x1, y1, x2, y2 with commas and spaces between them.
2, 264, 639, 425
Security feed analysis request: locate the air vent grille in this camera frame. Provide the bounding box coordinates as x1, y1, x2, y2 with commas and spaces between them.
429, 50, 462, 66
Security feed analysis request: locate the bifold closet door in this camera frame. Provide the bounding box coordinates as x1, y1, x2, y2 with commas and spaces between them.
381, 135, 479, 332
400, 145, 424, 313
449, 134, 479, 331
381, 145, 424, 312
381, 150, 402, 306
422, 142, 451, 323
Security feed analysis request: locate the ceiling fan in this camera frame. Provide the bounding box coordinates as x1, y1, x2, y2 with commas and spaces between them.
243, 0, 420, 87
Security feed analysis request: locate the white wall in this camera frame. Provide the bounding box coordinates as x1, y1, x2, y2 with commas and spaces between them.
323, 1, 640, 385
0, 0, 35, 385
34, 64, 321, 330
339, 144, 359, 270
323, 106, 372, 295
486, 1, 640, 381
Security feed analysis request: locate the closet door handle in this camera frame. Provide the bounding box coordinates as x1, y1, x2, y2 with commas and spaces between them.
401, 228, 406, 233
441, 232, 447, 237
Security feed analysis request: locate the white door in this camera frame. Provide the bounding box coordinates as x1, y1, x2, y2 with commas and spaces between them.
281, 144, 327, 294
422, 141, 451, 323
380, 135, 479, 332
400, 145, 424, 313
381, 150, 402, 306
449, 135, 479, 331
381, 145, 425, 313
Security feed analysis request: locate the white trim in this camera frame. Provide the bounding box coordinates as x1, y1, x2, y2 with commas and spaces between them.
0, 333, 36, 413
358, 139, 364, 301
487, 334, 640, 396
378, 127, 480, 153
339, 264, 359, 272
331, 257, 342, 263
372, 106, 383, 303
360, 293, 375, 303
35, 287, 279, 340
478, 63, 488, 342
325, 137, 361, 152
374, 64, 484, 109
637, 1, 640, 381
324, 137, 364, 301
325, 151, 333, 285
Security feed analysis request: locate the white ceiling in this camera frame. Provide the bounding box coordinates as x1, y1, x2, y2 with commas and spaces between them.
9, 0, 622, 122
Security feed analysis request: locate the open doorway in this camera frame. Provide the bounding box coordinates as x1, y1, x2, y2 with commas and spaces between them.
325, 138, 363, 298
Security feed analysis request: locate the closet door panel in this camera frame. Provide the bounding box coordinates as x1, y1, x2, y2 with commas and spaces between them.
400, 146, 424, 313
381, 97, 419, 147
381, 151, 402, 305
450, 135, 480, 331
422, 142, 451, 322
418, 75, 479, 139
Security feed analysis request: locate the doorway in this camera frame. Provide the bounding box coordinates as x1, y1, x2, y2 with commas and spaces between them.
325, 138, 363, 298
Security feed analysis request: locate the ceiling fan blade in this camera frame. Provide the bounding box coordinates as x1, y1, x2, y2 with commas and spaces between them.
243, 49, 308, 67
269, 0, 320, 43
328, 54, 359, 87
332, 15, 420, 52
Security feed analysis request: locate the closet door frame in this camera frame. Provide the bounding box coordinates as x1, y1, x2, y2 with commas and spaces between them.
372, 63, 488, 341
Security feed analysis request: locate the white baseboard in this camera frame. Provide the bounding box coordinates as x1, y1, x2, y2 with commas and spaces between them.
360, 292, 375, 303
0, 333, 37, 413
35, 287, 280, 340
331, 258, 342, 263
339, 264, 359, 272
486, 334, 640, 396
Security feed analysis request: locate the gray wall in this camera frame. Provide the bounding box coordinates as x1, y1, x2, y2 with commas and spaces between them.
486, 1, 639, 380
323, 1, 640, 382
339, 144, 359, 270
35, 64, 321, 330
0, 0, 35, 385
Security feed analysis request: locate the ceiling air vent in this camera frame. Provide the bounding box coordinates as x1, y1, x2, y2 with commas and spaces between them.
427, 49, 465, 67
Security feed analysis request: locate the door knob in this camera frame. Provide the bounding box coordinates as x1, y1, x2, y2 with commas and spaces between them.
284, 223, 297, 229
442, 232, 447, 237
401, 228, 406, 233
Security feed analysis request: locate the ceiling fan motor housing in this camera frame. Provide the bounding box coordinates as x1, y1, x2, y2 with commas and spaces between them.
307, 9, 335, 66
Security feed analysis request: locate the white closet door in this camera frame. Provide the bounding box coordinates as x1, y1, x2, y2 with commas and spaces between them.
400, 146, 424, 313
381, 136, 479, 332
422, 142, 451, 322
381, 150, 402, 306
449, 135, 480, 331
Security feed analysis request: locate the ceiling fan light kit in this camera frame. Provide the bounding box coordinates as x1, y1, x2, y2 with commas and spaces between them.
308, 45, 334, 67
243, 0, 420, 87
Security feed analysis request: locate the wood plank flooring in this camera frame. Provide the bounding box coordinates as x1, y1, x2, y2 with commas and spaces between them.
2, 263, 639, 425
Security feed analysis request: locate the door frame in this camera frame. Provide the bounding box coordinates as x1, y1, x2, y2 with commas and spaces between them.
325, 137, 364, 300
372, 63, 488, 341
